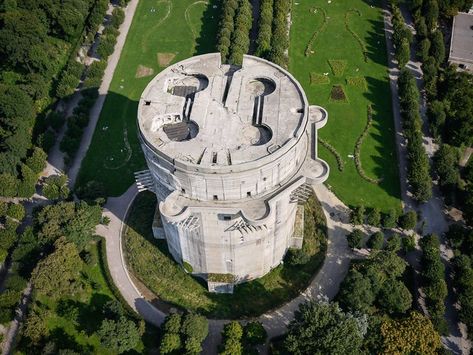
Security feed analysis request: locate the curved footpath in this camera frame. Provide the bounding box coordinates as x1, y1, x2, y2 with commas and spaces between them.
96, 183, 353, 354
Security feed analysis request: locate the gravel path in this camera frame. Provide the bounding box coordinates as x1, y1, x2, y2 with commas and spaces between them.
382, 3, 470, 354
96, 182, 354, 354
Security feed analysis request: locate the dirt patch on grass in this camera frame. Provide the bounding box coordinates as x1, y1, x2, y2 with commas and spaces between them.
328, 59, 347, 76
346, 76, 367, 90
310, 72, 330, 85
157, 52, 176, 67
330, 85, 349, 103
135, 65, 154, 78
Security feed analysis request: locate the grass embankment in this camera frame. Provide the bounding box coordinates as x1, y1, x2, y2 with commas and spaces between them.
76, 0, 220, 196
289, 0, 401, 211
123, 192, 327, 319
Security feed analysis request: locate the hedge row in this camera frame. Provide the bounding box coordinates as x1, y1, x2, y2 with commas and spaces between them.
391, 4, 412, 68
318, 137, 344, 171
0, 227, 41, 325
268, 0, 292, 68
344, 9, 367, 62
60, 5, 125, 166
305, 7, 328, 57
217, 0, 252, 66
255, 0, 274, 58
398, 69, 432, 202
353, 105, 381, 184
420, 234, 448, 334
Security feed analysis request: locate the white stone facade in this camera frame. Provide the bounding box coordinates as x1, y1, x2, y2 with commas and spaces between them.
137, 53, 329, 289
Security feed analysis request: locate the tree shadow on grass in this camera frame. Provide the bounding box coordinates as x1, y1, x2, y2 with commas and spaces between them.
47, 327, 94, 354
365, 18, 391, 67
193, 0, 220, 56
363, 76, 402, 201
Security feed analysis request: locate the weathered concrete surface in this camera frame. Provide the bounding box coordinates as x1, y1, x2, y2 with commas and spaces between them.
138, 53, 330, 283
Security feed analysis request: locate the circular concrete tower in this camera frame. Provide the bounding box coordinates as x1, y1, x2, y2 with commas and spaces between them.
137, 53, 329, 293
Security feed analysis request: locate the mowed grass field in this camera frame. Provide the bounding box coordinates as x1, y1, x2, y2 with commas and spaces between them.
290, 0, 401, 211
76, 0, 219, 196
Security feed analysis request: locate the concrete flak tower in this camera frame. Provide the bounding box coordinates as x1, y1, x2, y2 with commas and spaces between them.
136, 53, 329, 293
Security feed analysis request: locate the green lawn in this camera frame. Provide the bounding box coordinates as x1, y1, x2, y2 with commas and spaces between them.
123, 191, 327, 319
76, 0, 220, 196
290, 0, 401, 211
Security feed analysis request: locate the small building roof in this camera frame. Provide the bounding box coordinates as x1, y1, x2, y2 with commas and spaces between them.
449, 12, 473, 64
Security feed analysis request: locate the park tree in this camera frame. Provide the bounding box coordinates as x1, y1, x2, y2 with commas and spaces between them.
338, 270, 375, 312
430, 30, 445, 64
25, 147, 47, 174
382, 208, 398, 229
219, 321, 243, 355
367, 232, 384, 250
427, 100, 446, 138
366, 208, 381, 227
42, 174, 70, 201
160, 313, 182, 353
31, 237, 84, 298
423, 0, 439, 32
284, 301, 365, 355
22, 309, 49, 344
398, 210, 417, 230
418, 37, 431, 62
347, 229, 364, 249
434, 144, 459, 188
351, 205, 365, 225
98, 317, 140, 354
377, 279, 412, 314
243, 321, 267, 346
181, 313, 209, 353
386, 233, 402, 252
380, 312, 441, 354
6, 203, 25, 221
395, 38, 410, 68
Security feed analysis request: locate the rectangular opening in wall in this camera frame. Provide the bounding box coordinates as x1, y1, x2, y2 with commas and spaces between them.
145, 101, 151, 106
181, 188, 186, 193
223, 216, 231, 221
247, 192, 252, 197
212, 152, 217, 164
213, 195, 218, 200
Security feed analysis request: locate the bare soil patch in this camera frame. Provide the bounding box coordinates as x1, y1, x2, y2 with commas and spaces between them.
157, 52, 176, 67
135, 65, 154, 78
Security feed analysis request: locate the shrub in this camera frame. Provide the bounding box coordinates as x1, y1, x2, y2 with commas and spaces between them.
42, 174, 69, 200
285, 248, 310, 265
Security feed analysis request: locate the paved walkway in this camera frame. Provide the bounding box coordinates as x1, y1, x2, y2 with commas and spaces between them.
382, 3, 469, 354
96, 182, 354, 354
